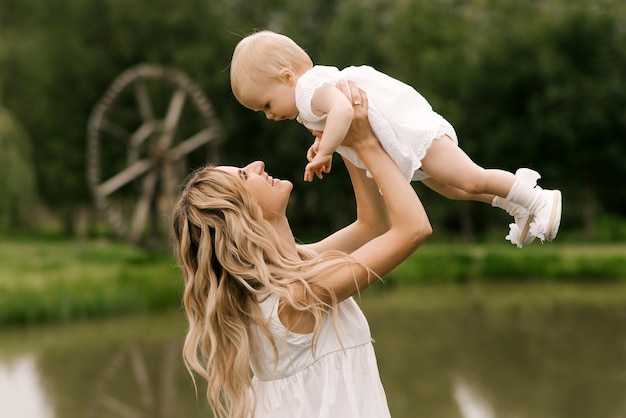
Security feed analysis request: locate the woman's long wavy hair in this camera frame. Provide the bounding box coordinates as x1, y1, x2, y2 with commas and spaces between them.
171, 165, 358, 418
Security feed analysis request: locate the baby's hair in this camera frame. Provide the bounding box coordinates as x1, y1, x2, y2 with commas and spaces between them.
230, 30, 313, 104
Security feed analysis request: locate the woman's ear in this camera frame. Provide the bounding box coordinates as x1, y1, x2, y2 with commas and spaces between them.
279, 69, 296, 85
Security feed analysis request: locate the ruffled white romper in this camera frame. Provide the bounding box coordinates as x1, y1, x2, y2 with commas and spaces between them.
249, 294, 391, 418
296, 65, 458, 181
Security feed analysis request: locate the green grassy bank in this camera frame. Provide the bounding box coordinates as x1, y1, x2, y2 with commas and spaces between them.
0, 238, 624, 326
387, 242, 626, 283
0, 239, 182, 326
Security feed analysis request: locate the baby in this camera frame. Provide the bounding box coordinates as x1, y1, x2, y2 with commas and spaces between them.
230, 30, 562, 247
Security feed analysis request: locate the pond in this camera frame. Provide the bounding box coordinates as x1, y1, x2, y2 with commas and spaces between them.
1, 283, 625, 418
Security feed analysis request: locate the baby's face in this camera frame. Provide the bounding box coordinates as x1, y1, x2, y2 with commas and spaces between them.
241, 78, 298, 121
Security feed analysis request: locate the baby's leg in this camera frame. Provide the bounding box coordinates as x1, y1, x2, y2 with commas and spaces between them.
421, 178, 495, 204
420, 136, 515, 198
421, 136, 561, 244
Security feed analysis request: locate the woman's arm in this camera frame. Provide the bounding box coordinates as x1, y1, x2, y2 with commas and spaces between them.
322, 91, 431, 301
278, 90, 432, 333
302, 83, 390, 254
284, 87, 431, 331
303, 157, 390, 254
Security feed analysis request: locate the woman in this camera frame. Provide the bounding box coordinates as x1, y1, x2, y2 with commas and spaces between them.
171, 83, 432, 418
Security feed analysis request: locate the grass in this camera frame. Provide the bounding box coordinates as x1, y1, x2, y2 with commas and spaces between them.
0, 238, 182, 326
387, 241, 626, 283
0, 237, 624, 326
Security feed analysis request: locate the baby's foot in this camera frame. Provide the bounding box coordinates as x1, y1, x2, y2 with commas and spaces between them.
505, 206, 534, 248
530, 189, 562, 242
505, 168, 540, 248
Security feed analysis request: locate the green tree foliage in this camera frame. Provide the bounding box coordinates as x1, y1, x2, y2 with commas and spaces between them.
384, 0, 626, 238
442, 2, 626, 236
0, 107, 38, 231
0, 0, 624, 238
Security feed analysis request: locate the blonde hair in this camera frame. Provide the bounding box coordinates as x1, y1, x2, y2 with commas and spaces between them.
230, 30, 313, 104
172, 164, 359, 418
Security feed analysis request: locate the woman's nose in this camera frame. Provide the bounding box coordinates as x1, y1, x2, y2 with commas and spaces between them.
264, 111, 273, 120
247, 161, 264, 173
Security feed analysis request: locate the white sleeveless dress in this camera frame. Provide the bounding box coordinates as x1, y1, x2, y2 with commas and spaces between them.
249, 294, 391, 418
296, 65, 458, 181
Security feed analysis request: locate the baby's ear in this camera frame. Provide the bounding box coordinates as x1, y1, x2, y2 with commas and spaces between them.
279, 69, 296, 85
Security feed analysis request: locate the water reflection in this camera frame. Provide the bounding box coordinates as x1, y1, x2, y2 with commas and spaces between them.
0, 286, 625, 418
0, 356, 53, 418
363, 291, 626, 418
453, 376, 495, 418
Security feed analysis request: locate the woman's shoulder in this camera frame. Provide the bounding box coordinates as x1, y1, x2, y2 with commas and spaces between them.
256, 292, 279, 317
255, 291, 316, 346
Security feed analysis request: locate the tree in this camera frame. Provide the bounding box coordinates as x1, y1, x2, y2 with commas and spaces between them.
1, 0, 625, 239
0, 106, 38, 231
455, 2, 626, 239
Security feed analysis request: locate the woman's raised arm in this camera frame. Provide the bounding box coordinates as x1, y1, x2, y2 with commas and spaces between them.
322, 88, 432, 301
303, 83, 391, 255
303, 157, 390, 254
281, 85, 432, 333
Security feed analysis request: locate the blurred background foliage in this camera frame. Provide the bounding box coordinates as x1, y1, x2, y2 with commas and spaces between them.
1, 0, 625, 242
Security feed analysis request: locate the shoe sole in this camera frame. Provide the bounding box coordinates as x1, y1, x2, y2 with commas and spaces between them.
545, 190, 562, 241
519, 214, 535, 246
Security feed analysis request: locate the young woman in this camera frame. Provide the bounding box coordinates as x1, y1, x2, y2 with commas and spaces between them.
171, 84, 431, 418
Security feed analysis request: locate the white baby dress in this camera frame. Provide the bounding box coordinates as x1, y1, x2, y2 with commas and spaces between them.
296, 65, 458, 181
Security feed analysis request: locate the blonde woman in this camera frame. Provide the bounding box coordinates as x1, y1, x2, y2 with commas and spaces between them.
171, 85, 431, 418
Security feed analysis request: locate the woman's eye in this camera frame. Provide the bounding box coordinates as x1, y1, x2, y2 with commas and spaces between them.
239, 169, 248, 179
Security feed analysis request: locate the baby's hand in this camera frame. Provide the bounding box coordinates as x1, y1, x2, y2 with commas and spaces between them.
304, 153, 333, 182
306, 137, 321, 163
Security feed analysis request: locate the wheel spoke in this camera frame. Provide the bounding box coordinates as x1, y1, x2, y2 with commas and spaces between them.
167, 127, 219, 161
100, 119, 130, 142
159, 162, 179, 221
129, 170, 158, 242
130, 345, 155, 409
159, 88, 186, 148
134, 79, 154, 122
97, 159, 154, 197
129, 121, 156, 149
159, 342, 179, 417
128, 121, 157, 165
98, 394, 145, 418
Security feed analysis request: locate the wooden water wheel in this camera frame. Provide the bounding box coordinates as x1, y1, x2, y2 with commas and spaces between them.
89, 341, 184, 418
87, 64, 222, 248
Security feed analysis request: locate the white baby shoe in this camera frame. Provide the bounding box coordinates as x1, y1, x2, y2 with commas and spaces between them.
530, 188, 562, 242
503, 168, 541, 248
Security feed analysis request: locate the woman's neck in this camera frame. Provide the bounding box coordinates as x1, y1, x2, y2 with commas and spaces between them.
267, 215, 299, 259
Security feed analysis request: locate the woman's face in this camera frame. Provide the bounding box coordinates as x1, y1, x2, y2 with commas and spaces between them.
218, 161, 293, 218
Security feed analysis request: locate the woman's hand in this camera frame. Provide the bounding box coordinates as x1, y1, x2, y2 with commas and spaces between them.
309, 81, 376, 151
336, 81, 377, 150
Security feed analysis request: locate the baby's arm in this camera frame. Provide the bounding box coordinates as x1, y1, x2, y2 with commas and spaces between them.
304, 83, 354, 181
